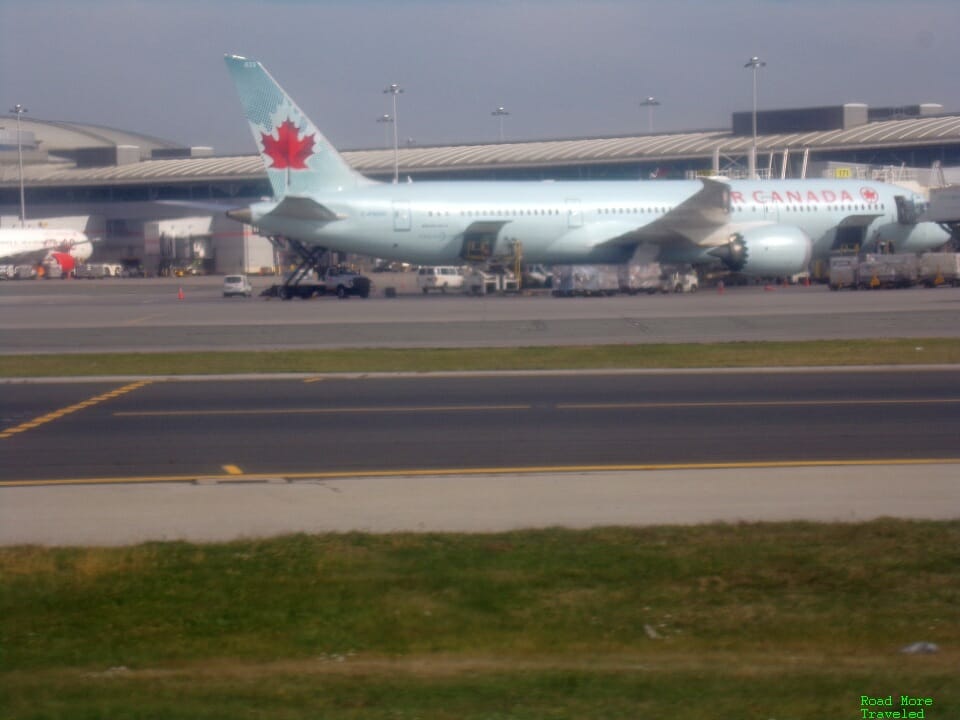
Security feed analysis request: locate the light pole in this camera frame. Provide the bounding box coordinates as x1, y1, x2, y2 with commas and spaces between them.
744, 56, 765, 179
377, 113, 393, 149
383, 83, 403, 183
10, 104, 28, 226
639, 96, 660, 133
491, 106, 509, 142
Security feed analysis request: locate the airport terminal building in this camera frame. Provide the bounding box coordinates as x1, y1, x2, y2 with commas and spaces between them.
2, 102, 960, 275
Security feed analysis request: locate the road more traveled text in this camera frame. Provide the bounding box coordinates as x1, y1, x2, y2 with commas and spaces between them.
861, 695, 934, 719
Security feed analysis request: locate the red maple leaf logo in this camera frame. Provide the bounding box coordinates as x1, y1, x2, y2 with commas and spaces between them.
861, 187, 879, 203
260, 119, 315, 170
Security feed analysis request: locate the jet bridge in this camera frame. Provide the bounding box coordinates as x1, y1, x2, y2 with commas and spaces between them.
922, 186, 960, 248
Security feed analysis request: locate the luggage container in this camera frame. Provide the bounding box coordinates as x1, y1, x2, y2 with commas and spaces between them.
552, 265, 619, 296
828, 256, 859, 290
857, 254, 919, 289
919, 252, 960, 287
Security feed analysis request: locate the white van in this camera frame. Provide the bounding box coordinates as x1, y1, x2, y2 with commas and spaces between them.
417, 266, 464, 293
223, 274, 253, 298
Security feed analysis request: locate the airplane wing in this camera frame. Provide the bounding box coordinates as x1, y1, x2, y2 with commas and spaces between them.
596, 178, 732, 248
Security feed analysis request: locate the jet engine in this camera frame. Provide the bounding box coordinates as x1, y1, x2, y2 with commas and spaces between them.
708, 224, 812, 276
45, 251, 77, 278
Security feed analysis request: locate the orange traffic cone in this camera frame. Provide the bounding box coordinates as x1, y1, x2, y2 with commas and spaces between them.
717, 280, 725, 295
177, 287, 185, 301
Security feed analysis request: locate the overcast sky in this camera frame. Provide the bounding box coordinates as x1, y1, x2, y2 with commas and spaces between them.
1, 0, 958, 155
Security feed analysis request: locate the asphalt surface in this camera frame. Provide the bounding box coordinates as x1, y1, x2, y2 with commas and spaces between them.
2, 274, 960, 352
3, 371, 960, 482
2, 276, 958, 544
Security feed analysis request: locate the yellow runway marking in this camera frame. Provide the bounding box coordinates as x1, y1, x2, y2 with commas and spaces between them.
2, 457, 959, 487
122, 314, 164, 326
1, 381, 153, 440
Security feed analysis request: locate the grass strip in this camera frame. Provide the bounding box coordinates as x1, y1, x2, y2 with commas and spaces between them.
1, 338, 958, 377
2, 521, 958, 718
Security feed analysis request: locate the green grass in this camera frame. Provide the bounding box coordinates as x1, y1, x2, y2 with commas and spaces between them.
1, 337, 959, 377
2, 521, 958, 719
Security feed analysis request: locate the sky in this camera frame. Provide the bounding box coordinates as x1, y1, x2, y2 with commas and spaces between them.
1, 0, 958, 156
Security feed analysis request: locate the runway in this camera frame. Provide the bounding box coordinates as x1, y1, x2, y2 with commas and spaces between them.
4, 370, 960, 481
1, 275, 959, 352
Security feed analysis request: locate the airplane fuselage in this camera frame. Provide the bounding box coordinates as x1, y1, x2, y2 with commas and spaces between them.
247, 178, 948, 272
0, 228, 93, 265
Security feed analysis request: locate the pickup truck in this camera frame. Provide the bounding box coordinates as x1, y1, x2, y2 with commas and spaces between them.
323, 266, 372, 298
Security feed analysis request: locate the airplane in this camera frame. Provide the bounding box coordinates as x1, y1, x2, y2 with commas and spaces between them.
223, 55, 950, 279
0, 226, 93, 277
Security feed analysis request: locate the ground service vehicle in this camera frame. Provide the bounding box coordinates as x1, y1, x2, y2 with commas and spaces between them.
323, 266, 372, 298
223, 274, 253, 297
660, 270, 699, 293
261, 266, 371, 299
417, 266, 465, 293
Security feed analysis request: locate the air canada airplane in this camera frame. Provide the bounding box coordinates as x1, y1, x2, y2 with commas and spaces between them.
0, 227, 93, 276
224, 55, 949, 276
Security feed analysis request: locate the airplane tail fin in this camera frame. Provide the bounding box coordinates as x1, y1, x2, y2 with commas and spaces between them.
224, 54, 374, 196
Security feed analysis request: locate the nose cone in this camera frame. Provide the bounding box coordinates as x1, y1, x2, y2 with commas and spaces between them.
226, 207, 253, 224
